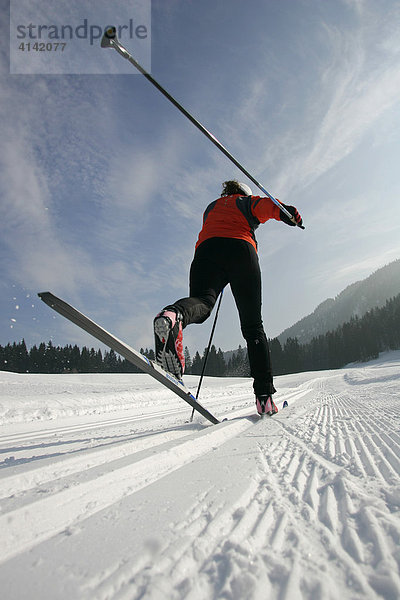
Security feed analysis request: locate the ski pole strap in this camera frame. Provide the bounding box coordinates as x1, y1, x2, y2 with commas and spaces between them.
101, 28, 304, 230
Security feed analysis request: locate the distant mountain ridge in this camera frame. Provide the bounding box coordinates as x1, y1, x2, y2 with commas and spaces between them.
278, 258, 400, 345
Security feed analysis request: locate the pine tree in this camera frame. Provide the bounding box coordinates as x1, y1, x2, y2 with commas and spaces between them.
227, 345, 247, 376
269, 338, 283, 374
283, 337, 302, 373
204, 345, 218, 376
216, 348, 226, 376
184, 347, 192, 374
104, 349, 119, 372
191, 351, 203, 375
80, 346, 91, 372
16, 339, 29, 372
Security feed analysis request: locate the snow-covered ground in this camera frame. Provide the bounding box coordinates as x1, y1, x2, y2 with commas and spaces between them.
1, 352, 400, 600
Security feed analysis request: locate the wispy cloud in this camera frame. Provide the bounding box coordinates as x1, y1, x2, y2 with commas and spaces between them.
270, 2, 400, 196
0, 126, 89, 293
0, 79, 110, 295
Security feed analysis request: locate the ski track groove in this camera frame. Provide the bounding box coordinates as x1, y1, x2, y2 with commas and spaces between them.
119, 404, 363, 600
262, 436, 381, 598
0, 428, 201, 501
0, 418, 254, 565
0, 407, 191, 446
93, 468, 282, 600
269, 382, 400, 599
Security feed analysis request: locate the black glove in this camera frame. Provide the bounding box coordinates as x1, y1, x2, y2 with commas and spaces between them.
279, 203, 303, 227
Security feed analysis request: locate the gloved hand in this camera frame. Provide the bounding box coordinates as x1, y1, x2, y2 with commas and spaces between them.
279, 203, 303, 227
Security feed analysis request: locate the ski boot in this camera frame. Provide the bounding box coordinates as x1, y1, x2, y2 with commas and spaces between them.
256, 395, 278, 417
154, 307, 185, 380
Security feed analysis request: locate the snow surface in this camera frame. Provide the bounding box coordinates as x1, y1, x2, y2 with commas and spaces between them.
0, 352, 400, 599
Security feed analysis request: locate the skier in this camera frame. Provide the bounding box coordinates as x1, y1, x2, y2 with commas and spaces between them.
154, 180, 302, 416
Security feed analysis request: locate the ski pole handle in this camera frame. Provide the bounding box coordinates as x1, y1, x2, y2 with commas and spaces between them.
101, 27, 304, 230
256, 184, 305, 229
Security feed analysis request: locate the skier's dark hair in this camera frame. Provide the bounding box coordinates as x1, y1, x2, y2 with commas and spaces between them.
221, 180, 242, 196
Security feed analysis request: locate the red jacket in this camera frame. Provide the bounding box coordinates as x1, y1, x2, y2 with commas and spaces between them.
195, 194, 281, 251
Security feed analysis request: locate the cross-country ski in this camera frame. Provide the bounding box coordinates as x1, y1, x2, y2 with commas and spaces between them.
38, 292, 219, 425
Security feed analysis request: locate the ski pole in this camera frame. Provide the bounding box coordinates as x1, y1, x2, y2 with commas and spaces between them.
190, 290, 224, 422
101, 27, 304, 229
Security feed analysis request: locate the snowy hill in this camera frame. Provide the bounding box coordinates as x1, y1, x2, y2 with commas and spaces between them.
0, 356, 400, 599
279, 258, 400, 344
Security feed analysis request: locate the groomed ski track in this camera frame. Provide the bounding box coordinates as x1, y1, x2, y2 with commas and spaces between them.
1, 356, 400, 600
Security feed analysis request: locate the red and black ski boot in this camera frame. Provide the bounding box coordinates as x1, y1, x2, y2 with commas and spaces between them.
154, 308, 185, 380
255, 395, 278, 417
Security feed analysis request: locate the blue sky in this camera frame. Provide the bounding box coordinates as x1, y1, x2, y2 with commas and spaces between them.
1, 0, 400, 358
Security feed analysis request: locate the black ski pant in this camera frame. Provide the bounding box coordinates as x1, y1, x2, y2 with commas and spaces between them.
171, 237, 275, 397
